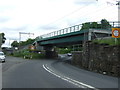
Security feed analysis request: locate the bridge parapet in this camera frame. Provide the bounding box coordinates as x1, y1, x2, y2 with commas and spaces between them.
40, 24, 82, 39
36, 21, 119, 42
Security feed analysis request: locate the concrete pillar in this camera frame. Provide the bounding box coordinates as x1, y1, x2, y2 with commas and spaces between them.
88, 29, 92, 41
44, 46, 58, 59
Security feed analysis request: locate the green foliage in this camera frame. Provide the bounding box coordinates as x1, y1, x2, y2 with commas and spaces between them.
11, 38, 35, 47
73, 47, 83, 51
11, 41, 19, 47
13, 51, 24, 57
13, 49, 45, 59
101, 19, 111, 29
19, 38, 35, 46
90, 22, 98, 28
81, 19, 111, 30
30, 53, 45, 59
81, 22, 91, 30
93, 38, 120, 45
58, 48, 72, 54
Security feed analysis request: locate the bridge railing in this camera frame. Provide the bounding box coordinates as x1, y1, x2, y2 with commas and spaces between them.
36, 21, 120, 41
39, 24, 82, 39
109, 21, 120, 27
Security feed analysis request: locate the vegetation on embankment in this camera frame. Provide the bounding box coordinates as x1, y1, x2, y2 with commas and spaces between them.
81, 19, 111, 30
11, 38, 35, 48
13, 49, 45, 59
93, 38, 120, 46
58, 48, 72, 54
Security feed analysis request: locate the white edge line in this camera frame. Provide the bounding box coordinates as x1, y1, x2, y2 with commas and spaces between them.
42, 64, 99, 90
43, 64, 84, 88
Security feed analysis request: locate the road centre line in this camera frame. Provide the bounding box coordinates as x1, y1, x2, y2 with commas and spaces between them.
43, 64, 99, 90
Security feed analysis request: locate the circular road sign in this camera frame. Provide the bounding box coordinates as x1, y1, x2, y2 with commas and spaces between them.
112, 28, 120, 38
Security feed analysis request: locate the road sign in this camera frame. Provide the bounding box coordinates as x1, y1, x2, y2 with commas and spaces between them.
29, 45, 35, 50
112, 28, 120, 38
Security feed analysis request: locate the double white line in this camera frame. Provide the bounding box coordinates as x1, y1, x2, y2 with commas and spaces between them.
43, 64, 99, 90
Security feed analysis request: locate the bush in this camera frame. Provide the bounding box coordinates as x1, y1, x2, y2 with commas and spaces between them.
58, 48, 72, 54
30, 53, 45, 59
13, 51, 23, 57
93, 38, 120, 45
13, 50, 45, 59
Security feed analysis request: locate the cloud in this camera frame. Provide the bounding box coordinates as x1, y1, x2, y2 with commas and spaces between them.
0, 0, 118, 47
38, 25, 59, 31
0, 26, 28, 32
0, 17, 10, 23
0, 5, 15, 12
74, 0, 97, 5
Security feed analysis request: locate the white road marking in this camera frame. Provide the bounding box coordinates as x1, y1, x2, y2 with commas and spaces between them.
43, 64, 99, 90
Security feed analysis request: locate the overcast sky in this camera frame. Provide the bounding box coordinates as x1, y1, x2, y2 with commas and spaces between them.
0, 0, 118, 47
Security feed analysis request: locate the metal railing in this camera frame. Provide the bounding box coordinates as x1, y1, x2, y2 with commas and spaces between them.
109, 21, 120, 27
40, 24, 82, 39
36, 21, 120, 40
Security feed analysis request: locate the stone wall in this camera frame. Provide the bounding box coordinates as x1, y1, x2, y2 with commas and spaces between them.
72, 42, 120, 77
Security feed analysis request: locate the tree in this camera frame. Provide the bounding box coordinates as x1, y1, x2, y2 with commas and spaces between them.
80, 19, 111, 30
81, 22, 98, 30
26, 38, 35, 44
90, 22, 98, 28
81, 22, 91, 30
11, 41, 19, 47
100, 19, 111, 29
19, 38, 35, 46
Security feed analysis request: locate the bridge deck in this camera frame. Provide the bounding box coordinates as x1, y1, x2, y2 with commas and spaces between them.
35, 29, 111, 46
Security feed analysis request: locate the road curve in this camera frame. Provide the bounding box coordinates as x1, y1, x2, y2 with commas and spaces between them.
2, 57, 79, 88
2, 56, 118, 89
49, 61, 118, 88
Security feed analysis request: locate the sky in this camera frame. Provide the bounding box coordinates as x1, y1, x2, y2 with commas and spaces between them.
0, 0, 119, 47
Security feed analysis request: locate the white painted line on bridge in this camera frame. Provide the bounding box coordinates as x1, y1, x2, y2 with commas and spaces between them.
43, 64, 99, 90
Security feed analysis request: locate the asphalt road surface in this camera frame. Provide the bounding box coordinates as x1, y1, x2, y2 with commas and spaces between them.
2, 56, 119, 89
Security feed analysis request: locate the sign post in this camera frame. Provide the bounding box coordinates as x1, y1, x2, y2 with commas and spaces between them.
112, 28, 120, 44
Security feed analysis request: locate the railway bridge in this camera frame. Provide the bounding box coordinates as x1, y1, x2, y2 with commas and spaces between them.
34, 21, 117, 58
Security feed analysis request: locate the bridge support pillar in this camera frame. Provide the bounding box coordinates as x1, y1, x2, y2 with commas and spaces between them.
44, 46, 58, 59
88, 29, 92, 41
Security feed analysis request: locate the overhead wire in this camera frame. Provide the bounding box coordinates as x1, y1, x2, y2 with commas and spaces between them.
84, 6, 117, 21
86, 3, 118, 22
41, 0, 118, 31
68, 1, 117, 23
43, 1, 98, 27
